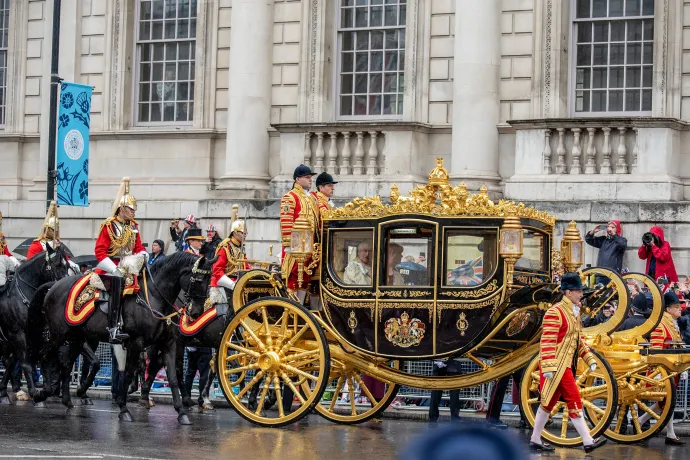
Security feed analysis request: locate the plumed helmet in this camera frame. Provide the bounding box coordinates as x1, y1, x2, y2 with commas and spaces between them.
112, 177, 137, 216
45, 216, 58, 230
231, 219, 246, 234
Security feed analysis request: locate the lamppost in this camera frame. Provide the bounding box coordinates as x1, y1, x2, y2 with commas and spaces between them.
46, 0, 62, 211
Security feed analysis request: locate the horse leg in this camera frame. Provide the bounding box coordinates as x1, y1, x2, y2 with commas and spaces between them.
0, 356, 16, 404
139, 349, 160, 409
180, 344, 195, 409
163, 342, 191, 425
116, 348, 139, 422
76, 341, 99, 405
33, 349, 60, 407
58, 342, 81, 410
14, 333, 38, 400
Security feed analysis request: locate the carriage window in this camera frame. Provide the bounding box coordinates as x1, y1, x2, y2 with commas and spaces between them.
516, 230, 547, 272
383, 227, 433, 287
330, 230, 374, 286
445, 229, 498, 286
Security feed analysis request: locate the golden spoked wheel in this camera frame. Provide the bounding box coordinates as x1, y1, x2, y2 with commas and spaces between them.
520, 349, 618, 447
580, 267, 631, 335
232, 270, 287, 313
306, 359, 400, 424
597, 365, 676, 444
217, 296, 330, 427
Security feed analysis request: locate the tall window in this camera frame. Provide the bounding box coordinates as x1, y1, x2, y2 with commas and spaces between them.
136, 0, 196, 124
574, 0, 654, 113
338, 0, 406, 117
0, 0, 9, 126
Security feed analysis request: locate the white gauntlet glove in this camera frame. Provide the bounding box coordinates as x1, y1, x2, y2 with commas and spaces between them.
138, 251, 149, 264
590, 363, 597, 372
218, 275, 236, 290
9, 256, 20, 268
96, 257, 122, 276
69, 260, 80, 274
543, 372, 554, 379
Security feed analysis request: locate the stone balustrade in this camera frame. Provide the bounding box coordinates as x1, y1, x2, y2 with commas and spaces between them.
303, 130, 385, 176
542, 124, 638, 175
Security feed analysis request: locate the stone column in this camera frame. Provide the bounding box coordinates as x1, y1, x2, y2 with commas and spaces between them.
217, 0, 273, 198
450, 0, 501, 193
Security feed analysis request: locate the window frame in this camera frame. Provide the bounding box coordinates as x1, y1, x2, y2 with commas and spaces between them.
569, 0, 655, 117
515, 227, 550, 274
327, 227, 376, 288
132, 0, 198, 127
378, 221, 436, 289
334, 0, 408, 121
441, 226, 500, 289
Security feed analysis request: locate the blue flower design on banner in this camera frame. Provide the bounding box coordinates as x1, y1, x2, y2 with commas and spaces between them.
56, 82, 92, 207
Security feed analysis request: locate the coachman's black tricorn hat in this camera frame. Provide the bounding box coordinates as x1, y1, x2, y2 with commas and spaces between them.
560, 273, 584, 291
316, 172, 338, 188
293, 164, 317, 180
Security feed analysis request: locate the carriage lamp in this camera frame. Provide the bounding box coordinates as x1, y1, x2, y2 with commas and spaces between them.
290, 214, 314, 289
500, 210, 523, 288
561, 221, 584, 273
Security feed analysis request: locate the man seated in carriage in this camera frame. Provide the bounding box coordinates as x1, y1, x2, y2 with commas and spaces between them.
94, 178, 148, 344
343, 241, 372, 285
385, 243, 405, 286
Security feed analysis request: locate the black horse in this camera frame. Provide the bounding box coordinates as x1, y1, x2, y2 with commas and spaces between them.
0, 245, 71, 404
32, 252, 214, 424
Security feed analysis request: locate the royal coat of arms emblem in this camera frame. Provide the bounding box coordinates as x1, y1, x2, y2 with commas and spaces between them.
384, 312, 426, 348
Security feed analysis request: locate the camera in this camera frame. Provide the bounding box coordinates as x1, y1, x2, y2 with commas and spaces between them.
642, 232, 653, 245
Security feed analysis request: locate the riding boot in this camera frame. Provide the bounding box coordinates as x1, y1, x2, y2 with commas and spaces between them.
107, 275, 129, 344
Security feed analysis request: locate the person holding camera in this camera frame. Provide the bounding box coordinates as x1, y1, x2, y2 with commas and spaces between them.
638, 226, 678, 284
585, 221, 626, 285
170, 215, 199, 252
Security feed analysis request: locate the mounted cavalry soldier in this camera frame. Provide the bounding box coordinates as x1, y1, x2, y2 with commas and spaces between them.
94, 177, 148, 344
0, 211, 20, 288
210, 208, 248, 311
529, 273, 607, 453
280, 165, 319, 302
25, 202, 80, 277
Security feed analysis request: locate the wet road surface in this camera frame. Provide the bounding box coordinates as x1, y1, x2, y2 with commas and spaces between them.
0, 400, 688, 459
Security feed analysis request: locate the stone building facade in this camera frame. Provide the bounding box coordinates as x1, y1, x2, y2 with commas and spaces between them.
1, 0, 690, 273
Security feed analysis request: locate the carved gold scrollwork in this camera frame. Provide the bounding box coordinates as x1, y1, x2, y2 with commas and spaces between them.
323, 278, 371, 297
378, 301, 434, 322
437, 291, 503, 323
442, 279, 499, 299
324, 159, 556, 227
322, 290, 375, 320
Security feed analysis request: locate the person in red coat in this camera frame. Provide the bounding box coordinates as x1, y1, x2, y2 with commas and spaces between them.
529, 273, 606, 454
209, 219, 248, 309
26, 217, 61, 260
95, 178, 147, 343
638, 226, 678, 284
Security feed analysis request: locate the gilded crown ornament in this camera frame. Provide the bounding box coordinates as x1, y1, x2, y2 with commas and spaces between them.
325, 158, 556, 227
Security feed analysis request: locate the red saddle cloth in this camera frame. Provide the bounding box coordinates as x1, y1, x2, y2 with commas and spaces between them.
180, 308, 218, 336
65, 275, 100, 326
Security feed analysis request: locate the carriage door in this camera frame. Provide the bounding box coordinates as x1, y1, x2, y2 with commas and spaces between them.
375, 220, 437, 357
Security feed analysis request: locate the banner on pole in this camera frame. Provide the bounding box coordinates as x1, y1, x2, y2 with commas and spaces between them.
56, 82, 92, 207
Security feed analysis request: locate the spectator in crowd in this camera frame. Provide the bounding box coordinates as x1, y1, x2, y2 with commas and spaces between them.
201, 225, 222, 259
184, 346, 214, 410
170, 215, 199, 252
148, 239, 166, 267
638, 226, 678, 283
583, 302, 616, 327
429, 359, 462, 424
585, 221, 627, 285
79, 264, 89, 274
619, 292, 652, 331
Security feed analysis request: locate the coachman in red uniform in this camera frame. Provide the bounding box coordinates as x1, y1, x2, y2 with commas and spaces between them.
280, 165, 319, 298
95, 177, 147, 344
529, 273, 607, 454
637, 291, 687, 445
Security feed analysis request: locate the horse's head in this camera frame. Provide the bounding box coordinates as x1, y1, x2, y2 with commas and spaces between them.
22, 243, 70, 283
184, 255, 216, 320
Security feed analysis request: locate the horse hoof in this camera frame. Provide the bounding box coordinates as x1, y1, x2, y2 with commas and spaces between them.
0, 396, 12, 405
81, 398, 93, 406
118, 411, 134, 422
33, 401, 46, 408
178, 414, 192, 425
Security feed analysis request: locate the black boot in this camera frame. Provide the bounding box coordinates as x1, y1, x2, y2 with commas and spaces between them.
107, 275, 129, 344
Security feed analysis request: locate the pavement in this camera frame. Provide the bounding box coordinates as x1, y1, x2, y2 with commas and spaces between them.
0, 399, 689, 460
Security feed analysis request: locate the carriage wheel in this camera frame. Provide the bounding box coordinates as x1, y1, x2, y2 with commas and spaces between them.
232, 270, 288, 313
520, 349, 618, 447
580, 267, 631, 335
217, 296, 330, 427
597, 365, 676, 444
305, 359, 401, 424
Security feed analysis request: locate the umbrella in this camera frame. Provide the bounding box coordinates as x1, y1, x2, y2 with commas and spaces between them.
71, 255, 97, 268
12, 238, 74, 258
395, 261, 427, 273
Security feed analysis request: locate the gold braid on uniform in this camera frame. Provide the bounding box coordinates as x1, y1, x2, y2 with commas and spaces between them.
99, 216, 138, 257
215, 237, 245, 276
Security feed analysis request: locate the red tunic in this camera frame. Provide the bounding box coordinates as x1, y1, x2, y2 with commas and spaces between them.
27, 240, 46, 260
2, 245, 11, 257
280, 185, 319, 291
94, 217, 145, 275
650, 312, 682, 350
210, 237, 248, 287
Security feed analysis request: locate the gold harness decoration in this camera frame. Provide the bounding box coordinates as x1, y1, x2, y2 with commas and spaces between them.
100, 217, 138, 257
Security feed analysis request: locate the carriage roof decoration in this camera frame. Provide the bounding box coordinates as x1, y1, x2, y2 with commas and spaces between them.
324, 158, 556, 228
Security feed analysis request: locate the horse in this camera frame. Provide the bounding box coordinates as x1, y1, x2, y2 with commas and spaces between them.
0, 244, 71, 404
32, 252, 214, 425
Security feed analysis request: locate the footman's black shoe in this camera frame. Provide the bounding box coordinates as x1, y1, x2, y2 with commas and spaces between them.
583, 438, 607, 453
487, 420, 508, 430
529, 441, 555, 452
665, 436, 686, 446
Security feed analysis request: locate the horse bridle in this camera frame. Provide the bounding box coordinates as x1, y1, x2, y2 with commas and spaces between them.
13, 250, 65, 305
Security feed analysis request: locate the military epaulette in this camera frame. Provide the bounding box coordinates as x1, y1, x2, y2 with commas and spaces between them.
215, 238, 233, 256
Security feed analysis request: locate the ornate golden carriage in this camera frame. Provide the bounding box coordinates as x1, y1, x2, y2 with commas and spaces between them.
216, 159, 690, 446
